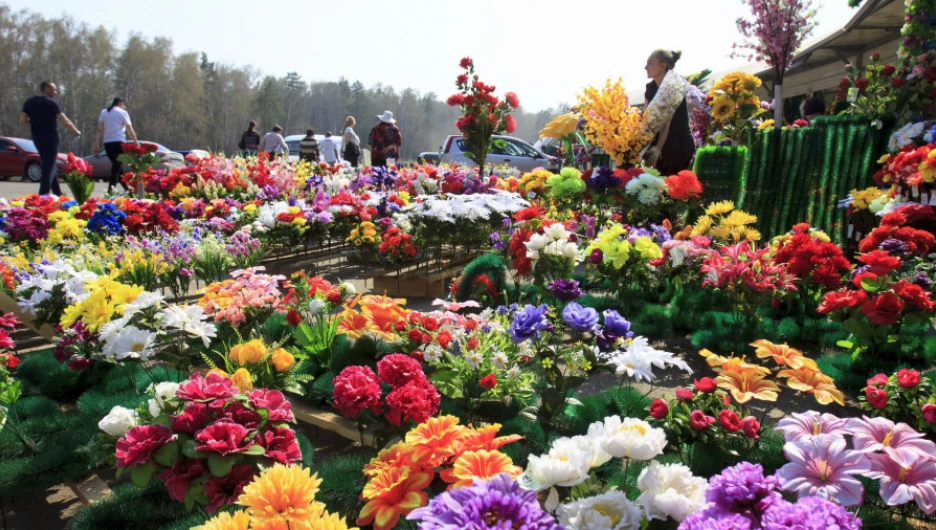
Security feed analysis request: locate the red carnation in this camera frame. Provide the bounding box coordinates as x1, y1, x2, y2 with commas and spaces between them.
649, 399, 669, 419
504, 91, 520, 109
865, 385, 888, 410
202, 463, 254, 513
115, 424, 174, 467
176, 372, 237, 401
447, 93, 466, 107
195, 419, 255, 456
694, 377, 717, 393
385, 377, 440, 426
861, 291, 904, 326
893, 280, 934, 312
222, 402, 263, 430
377, 353, 426, 386
332, 366, 382, 418
741, 416, 760, 439
171, 402, 212, 435
158, 457, 207, 502
922, 403, 936, 423
857, 250, 901, 276
675, 388, 694, 402
479, 373, 497, 390
896, 368, 920, 389
718, 409, 742, 433
246, 388, 294, 422
689, 410, 715, 431
665, 171, 704, 201
257, 426, 302, 465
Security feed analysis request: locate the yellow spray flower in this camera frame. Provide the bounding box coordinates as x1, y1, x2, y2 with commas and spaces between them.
238, 464, 324, 527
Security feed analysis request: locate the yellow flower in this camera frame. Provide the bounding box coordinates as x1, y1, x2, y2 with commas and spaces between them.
711, 97, 735, 122
539, 113, 579, 139
196, 510, 250, 530
541, 358, 554, 369
230, 368, 253, 392
272, 348, 295, 372
691, 215, 714, 237
777, 367, 844, 406
722, 210, 757, 228
238, 464, 324, 527
208, 368, 229, 378
705, 200, 735, 216
758, 119, 775, 130
633, 237, 662, 260
717, 370, 781, 403
577, 78, 651, 166
229, 339, 268, 366
311, 510, 358, 530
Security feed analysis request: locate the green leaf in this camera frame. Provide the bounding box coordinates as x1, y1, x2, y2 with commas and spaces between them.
152, 441, 179, 467
836, 340, 855, 349
152, 414, 172, 427
428, 368, 464, 398
130, 462, 156, 488
242, 444, 266, 456
207, 454, 236, 477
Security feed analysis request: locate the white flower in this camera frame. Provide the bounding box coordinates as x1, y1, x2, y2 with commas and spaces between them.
625, 173, 666, 206
147, 398, 162, 417
608, 349, 655, 382
125, 291, 165, 314
554, 435, 612, 469
423, 345, 443, 363
149, 381, 180, 411
589, 416, 667, 461
888, 122, 924, 152
525, 233, 550, 252
466, 351, 484, 369
98, 406, 138, 437
17, 289, 50, 315
526, 447, 591, 489
544, 222, 570, 241
98, 315, 132, 343
308, 299, 327, 316
636, 460, 707, 522
340, 281, 356, 297
103, 326, 158, 361
507, 365, 521, 379
159, 305, 216, 347
492, 351, 509, 370
557, 490, 643, 530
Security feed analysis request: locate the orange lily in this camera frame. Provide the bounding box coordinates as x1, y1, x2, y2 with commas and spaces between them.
750, 339, 817, 370
405, 415, 471, 467
700, 349, 769, 376
358, 466, 433, 530
716, 370, 781, 403
778, 367, 845, 406
439, 450, 522, 489
336, 308, 382, 340
460, 423, 524, 452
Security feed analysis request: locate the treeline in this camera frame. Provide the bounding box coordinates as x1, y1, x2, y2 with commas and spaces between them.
0, 4, 564, 159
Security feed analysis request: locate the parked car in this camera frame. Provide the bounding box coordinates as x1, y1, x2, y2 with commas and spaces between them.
284, 134, 343, 163
175, 149, 210, 164
533, 137, 561, 158
83, 141, 185, 180
0, 136, 67, 182
440, 135, 557, 172
417, 152, 441, 165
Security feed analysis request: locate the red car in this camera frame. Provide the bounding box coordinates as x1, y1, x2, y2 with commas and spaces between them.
0, 136, 67, 182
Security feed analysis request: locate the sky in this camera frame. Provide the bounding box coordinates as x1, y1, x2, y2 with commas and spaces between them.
21, 0, 860, 111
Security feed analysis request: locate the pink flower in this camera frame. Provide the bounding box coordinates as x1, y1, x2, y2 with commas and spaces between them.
778, 434, 870, 507
158, 458, 207, 501
867, 373, 889, 386
922, 403, 936, 424
194, 419, 255, 456
689, 410, 715, 431
775, 411, 850, 443
866, 452, 936, 516
115, 425, 174, 467
171, 402, 212, 435
176, 372, 237, 401
377, 353, 425, 386
848, 416, 936, 467
246, 388, 294, 422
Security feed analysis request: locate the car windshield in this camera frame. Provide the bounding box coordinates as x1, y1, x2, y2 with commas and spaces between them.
286, 140, 300, 156
11, 138, 37, 152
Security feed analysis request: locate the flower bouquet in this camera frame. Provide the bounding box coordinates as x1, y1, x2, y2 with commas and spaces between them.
860, 368, 936, 434
281, 273, 355, 375
62, 153, 95, 205
577, 78, 651, 167
118, 142, 160, 195
707, 71, 765, 144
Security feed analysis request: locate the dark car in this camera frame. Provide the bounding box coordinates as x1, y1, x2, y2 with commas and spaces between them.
0, 137, 67, 182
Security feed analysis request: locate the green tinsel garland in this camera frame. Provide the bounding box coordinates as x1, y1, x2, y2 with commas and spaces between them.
691, 146, 748, 205
451, 253, 509, 308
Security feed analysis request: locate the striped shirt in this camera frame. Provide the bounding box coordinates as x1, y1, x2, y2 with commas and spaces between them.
299, 136, 319, 160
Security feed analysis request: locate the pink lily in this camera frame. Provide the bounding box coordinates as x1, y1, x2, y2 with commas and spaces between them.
775, 411, 850, 442
866, 452, 936, 515
778, 434, 870, 507
848, 416, 936, 467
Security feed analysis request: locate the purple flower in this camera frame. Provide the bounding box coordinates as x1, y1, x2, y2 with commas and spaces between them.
548, 279, 582, 302
602, 310, 634, 339
677, 508, 754, 530
587, 248, 603, 264
562, 302, 598, 332
880, 238, 907, 254
706, 462, 781, 514
589, 166, 618, 192
408, 473, 561, 530
760, 497, 862, 530
508, 304, 549, 343
915, 272, 933, 290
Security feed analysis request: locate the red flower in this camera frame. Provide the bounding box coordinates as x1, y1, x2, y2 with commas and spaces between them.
436, 330, 452, 349
892, 77, 905, 88
407, 328, 424, 342
817, 289, 868, 313
202, 464, 254, 513
881, 64, 896, 77
479, 373, 497, 390
332, 366, 382, 418
286, 310, 302, 326
861, 291, 904, 326
689, 410, 715, 431
504, 91, 520, 109
718, 410, 742, 433
221, 402, 263, 430
171, 402, 212, 435
893, 280, 934, 312
257, 426, 302, 465
246, 388, 294, 422
467, 336, 479, 350
158, 458, 207, 502
176, 372, 237, 401
865, 386, 888, 410
694, 377, 717, 393
504, 114, 517, 134
867, 373, 889, 387
922, 403, 936, 423
0, 353, 20, 369
857, 250, 901, 276
447, 94, 466, 107
459, 57, 473, 69
456, 74, 468, 86
741, 416, 760, 439
649, 399, 669, 419
664, 171, 704, 201
675, 388, 694, 402
896, 368, 920, 389
422, 317, 439, 331
377, 353, 426, 386
195, 419, 255, 456
385, 377, 440, 426
115, 424, 174, 467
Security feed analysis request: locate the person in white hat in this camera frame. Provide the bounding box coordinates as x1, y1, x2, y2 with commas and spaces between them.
368, 110, 402, 167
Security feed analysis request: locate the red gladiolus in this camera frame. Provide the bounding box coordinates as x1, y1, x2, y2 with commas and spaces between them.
865, 386, 888, 410
741, 416, 760, 439
896, 368, 920, 389
718, 410, 742, 432
689, 410, 715, 431
115, 424, 174, 467
675, 388, 694, 401
861, 291, 904, 326
694, 377, 717, 393
649, 399, 669, 419
479, 373, 497, 390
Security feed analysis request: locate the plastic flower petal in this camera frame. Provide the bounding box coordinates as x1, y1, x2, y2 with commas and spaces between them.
357, 466, 433, 530
716, 370, 781, 403
778, 434, 870, 507
750, 339, 817, 369
440, 450, 522, 489
237, 463, 323, 526
866, 452, 936, 515
775, 411, 850, 443
848, 416, 936, 467
777, 367, 844, 406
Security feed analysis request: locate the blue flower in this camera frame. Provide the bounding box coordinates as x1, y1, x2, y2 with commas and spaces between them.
562, 302, 598, 332
602, 310, 634, 338
508, 304, 549, 343
87, 203, 126, 235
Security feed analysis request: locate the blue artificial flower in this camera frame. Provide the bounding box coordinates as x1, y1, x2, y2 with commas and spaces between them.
508, 304, 549, 343
602, 309, 634, 339
87, 203, 126, 235
562, 302, 598, 332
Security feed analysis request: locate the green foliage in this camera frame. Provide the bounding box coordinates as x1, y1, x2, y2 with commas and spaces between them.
67, 482, 201, 530
315, 448, 377, 522
554, 394, 614, 435
15, 349, 109, 400
307, 370, 336, 405
604, 386, 652, 419
692, 145, 748, 206
297, 432, 314, 467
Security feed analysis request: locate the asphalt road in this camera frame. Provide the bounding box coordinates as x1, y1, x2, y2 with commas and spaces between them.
0, 179, 114, 200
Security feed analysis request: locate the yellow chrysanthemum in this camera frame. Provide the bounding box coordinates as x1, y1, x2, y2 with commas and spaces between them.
196, 510, 250, 530
742, 228, 762, 242
722, 209, 757, 228
691, 215, 714, 237
238, 464, 324, 526
230, 368, 253, 392
311, 510, 358, 530
705, 200, 735, 216
758, 119, 775, 130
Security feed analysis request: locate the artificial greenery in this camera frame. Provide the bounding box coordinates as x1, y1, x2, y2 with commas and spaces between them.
692, 145, 748, 206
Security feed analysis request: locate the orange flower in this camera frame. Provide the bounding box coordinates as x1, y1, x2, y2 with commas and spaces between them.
363, 442, 420, 478
460, 423, 524, 453
700, 349, 769, 376
358, 467, 433, 530
337, 308, 382, 339
199, 510, 250, 530
271, 348, 295, 372
439, 450, 522, 489
716, 370, 780, 403
238, 463, 323, 527
229, 338, 267, 366
750, 339, 817, 370
230, 368, 253, 392
361, 303, 408, 341
404, 415, 470, 466
778, 367, 844, 406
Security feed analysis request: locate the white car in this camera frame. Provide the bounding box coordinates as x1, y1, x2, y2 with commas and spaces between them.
440, 135, 557, 172
284, 134, 344, 163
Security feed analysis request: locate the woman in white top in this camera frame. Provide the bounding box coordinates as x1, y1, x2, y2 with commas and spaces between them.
342, 116, 362, 168
92, 97, 139, 194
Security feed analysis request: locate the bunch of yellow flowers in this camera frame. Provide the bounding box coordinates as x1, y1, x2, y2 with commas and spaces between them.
346, 221, 378, 247
45, 210, 87, 246
849, 187, 885, 211
577, 78, 651, 166
691, 201, 762, 243
517, 168, 554, 197
60, 275, 144, 332
585, 224, 662, 270
707, 72, 763, 132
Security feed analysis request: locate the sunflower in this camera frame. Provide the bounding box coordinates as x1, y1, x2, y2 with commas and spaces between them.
710, 97, 736, 122
197, 510, 250, 530
238, 464, 324, 527
705, 200, 735, 216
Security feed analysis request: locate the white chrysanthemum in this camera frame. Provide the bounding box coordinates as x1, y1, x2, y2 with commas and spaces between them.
625, 174, 666, 206
588, 416, 667, 461
466, 351, 484, 369
98, 315, 132, 342
636, 460, 708, 522
608, 349, 654, 382
98, 406, 138, 437
103, 326, 157, 361
557, 490, 643, 530
492, 351, 509, 370
308, 298, 327, 316
159, 305, 216, 346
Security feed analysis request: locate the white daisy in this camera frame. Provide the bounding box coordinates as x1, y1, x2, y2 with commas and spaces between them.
466, 351, 484, 369
492, 351, 509, 370
104, 326, 157, 361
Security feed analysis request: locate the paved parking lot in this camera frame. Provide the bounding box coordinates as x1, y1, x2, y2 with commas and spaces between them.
0, 179, 114, 200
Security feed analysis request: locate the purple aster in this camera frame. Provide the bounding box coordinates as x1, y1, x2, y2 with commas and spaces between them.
879, 238, 907, 254
508, 304, 549, 343
589, 166, 618, 192
914, 272, 933, 290
761, 497, 861, 530
408, 473, 561, 530
677, 508, 754, 530
706, 462, 781, 515
547, 279, 582, 302
561, 302, 598, 332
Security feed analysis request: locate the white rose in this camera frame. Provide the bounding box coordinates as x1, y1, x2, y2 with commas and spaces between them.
308, 299, 327, 315
341, 282, 357, 297
557, 490, 643, 530
98, 406, 138, 437
147, 398, 161, 417
589, 416, 667, 461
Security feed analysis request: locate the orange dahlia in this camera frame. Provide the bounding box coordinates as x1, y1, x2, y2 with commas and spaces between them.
197, 510, 250, 530
439, 450, 522, 489
404, 415, 470, 466
238, 463, 324, 526
358, 466, 432, 530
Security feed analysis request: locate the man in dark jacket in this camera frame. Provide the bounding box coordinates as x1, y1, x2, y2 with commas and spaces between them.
21, 81, 81, 195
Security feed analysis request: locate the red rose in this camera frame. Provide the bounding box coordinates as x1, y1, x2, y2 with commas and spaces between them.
867, 373, 889, 387
694, 377, 717, 393
718, 410, 742, 433
394, 320, 407, 332
741, 416, 760, 439
893, 280, 934, 312
861, 291, 904, 326
689, 410, 715, 431
171, 402, 212, 435
422, 332, 433, 344
649, 399, 669, 419
286, 310, 301, 326
422, 317, 438, 331
195, 419, 255, 456
857, 250, 901, 276
0, 353, 19, 369
459, 57, 473, 69
332, 366, 382, 418
407, 328, 424, 342
922, 403, 936, 423
116, 424, 174, 467
385, 377, 440, 426
479, 373, 497, 390
892, 77, 906, 88
176, 372, 237, 401
897, 368, 920, 389
675, 388, 694, 402
881, 64, 896, 76
436, 330, 452, 349
246, 388, 294, 422
866, 386, 888, 410
377, 353, 426, 386
409, 350, 424, 361
257, 426, 302, 465
158, 458, 206, 502
327, 291, 342, 305
817, 290, 867, 313
202, 463, 254, 514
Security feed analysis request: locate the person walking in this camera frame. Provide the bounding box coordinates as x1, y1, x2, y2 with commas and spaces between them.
20, 81, 81, 195
368, 111, 402, 167
342, 116, 361, 168
258, 125, 288, 159
643, 49, 695, 175
92, 97, 138, 195
239, 121, 261, 156
299, 129, 320, 163
320, 132, 341, 165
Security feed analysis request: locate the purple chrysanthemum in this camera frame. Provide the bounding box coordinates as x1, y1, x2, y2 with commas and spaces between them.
761, 497, 862, 530
588, 166, 618, 192
879, 238, 907, 254
408, 473, 562, 530
706, 462, 781, 514
677, 507, 755, 530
